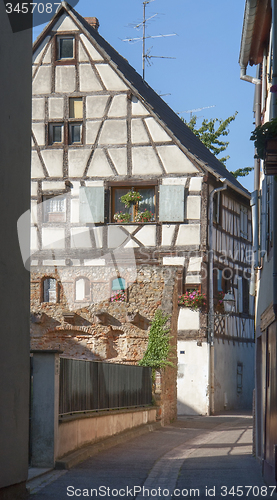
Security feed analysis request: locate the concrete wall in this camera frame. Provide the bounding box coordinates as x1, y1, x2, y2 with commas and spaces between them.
213, 339, 254, 411
57, 408, 156, 459
0, 4, 31, 499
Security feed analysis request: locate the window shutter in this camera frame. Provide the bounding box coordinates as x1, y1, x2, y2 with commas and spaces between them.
79, 186, 105, 223
159, 185, 184, 222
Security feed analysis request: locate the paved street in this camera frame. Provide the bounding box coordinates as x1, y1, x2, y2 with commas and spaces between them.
28, 413, 275, 500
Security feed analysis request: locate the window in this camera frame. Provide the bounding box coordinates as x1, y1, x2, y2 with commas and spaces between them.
42, 278, 57, 303
42, 194, 66, 222
69, 97, 83, 118
75, 277, 90, 302
111, 277, 126, 302
240, 205, 248, 239
69, 123, 82, 144
57, 37, 74, 60
112, 187, 155, 223
213, 192, 221, 224
49, 123, 63, 145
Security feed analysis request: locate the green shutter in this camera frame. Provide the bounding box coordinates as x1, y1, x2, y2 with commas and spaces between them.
79, 186, 104, 223
159, 185, 184, 222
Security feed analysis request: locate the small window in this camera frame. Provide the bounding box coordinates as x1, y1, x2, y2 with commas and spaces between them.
49, 123, 63, 145
111, 277, 126, 302
75, 277, 90, 302
69, 97, 83, 118
69, 123, 82, 144
112, 187, 155, 223
42, 278, 57, 303
58, 37, 74, 60
42, 194, 66, 222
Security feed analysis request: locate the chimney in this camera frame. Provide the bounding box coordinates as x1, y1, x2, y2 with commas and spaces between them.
85, 17, 100, 31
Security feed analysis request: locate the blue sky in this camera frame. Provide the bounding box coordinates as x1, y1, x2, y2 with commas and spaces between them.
33, 0, 257, 192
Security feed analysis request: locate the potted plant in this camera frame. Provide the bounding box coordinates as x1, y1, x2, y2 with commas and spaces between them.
178, 290, 206, 311
113, 212, 131, 223
250, 118, 277, 174
134, 209, 153, 223
120, 190, 142, 208
215, 291, 225, 314
111, 290, 126, 302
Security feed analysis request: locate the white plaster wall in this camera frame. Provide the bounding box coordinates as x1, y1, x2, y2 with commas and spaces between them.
176, 225, 200, 246
189, 177, 203, 192
33, 36, 50, 65
131, 119, 149, 144
178, 308, 199, 330
135, 225, 156, 246
32, 123, 45, 146
31, 151, 44, 178
213, 340, 255, 411
52, 13, 77, 32
99, 120, 127, 145
132, 146, 162, 175
162, 177, 187, 185
86, 95, 109, 118
68, 150, 91, 177
108, 148, 127, 175
55, 66, 76, 93
86, 121, 101, 144
186, 196, 201, 219
187, 257, 202, 272
41, 149, 63, 177
80, 34, 104, 61
131, 96, 149, 115
145, 117, 171, 142
161, 225, 176, 246
33, 66, 51, 94
86, 149, 113, 177
48, 98, 64, 119
71, 227, 92, 248
108, 95, 127, 117
177, 340, 209, 415
95, 64, 128, 91
42, 228, 65, 249
157, 145, 198, 174
79, 65, 102, 92
32, 98, 45, 120
163, 256, 185, 266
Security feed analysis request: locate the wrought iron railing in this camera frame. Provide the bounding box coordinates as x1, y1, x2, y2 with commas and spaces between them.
59, 358, 152, 416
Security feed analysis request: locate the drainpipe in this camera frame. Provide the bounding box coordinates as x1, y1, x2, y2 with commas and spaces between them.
208, 181, 227, 415
272, 0, 277, 317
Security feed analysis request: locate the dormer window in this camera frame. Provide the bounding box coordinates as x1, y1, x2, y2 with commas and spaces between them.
57, 36, 74, 60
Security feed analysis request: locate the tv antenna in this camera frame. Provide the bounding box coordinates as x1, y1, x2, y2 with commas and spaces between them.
178, 105, 216, 120
122, 0, 177, 81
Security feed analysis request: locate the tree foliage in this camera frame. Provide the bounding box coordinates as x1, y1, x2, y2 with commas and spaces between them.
185, 112, 238, 165
138, 309, 173, 370
184, 111, 253, 178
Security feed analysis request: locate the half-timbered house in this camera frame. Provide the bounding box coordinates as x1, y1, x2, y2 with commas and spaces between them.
30, 1, 254, 416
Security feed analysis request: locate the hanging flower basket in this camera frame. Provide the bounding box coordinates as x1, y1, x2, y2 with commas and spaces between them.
134, 209, 153, 223
178, 290, 206, 311
111, 290, 126, 302
250, 118, 277, 174
120, 191, 142, 208
215, 291, 225, 314
113, 212, 131, 223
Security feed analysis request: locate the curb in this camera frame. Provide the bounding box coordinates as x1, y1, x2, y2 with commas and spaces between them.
55, 421, 162, 469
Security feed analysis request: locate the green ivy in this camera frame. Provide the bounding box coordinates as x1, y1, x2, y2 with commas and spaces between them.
139, 309, 173, 370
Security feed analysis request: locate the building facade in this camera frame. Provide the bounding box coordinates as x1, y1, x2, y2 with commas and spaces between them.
30, 2, 254, 418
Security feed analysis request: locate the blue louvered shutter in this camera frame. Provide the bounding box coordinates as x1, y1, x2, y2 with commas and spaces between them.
159, 185, 184, 222
79, 186, 105, 223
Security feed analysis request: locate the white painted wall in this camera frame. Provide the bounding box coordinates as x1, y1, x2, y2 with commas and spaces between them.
177, 340, 209, 415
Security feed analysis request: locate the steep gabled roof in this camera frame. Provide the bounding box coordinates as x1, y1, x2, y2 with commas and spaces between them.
34, 2, 250, 198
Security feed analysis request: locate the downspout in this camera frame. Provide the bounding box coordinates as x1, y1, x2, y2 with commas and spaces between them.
208, 182, 227, 415
272, 0, 277, 317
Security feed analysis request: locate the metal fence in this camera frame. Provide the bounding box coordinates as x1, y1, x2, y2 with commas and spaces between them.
59, 358, 152, 416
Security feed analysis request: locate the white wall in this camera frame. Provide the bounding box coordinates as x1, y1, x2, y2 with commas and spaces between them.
177, 340, 209, 415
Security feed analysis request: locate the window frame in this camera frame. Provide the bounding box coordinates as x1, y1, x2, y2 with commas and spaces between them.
41, 192, 67, 223
68, 121, 83, 145
55, 35, 76, 63
48, 122, 64, 146
111, 185, 156, 223
41, 277, 59, 303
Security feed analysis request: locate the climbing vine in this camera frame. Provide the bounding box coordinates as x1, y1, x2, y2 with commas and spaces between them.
139, 309, 173, 370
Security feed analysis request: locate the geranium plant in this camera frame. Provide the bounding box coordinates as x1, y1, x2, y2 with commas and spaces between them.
178, 290, 206, 311
111, 290, 126, 302
215, 291, 225, 313
134, 209, 153, 223
120, 191, 142, 208
250, 118, 277, 160
113, 212, 131, 223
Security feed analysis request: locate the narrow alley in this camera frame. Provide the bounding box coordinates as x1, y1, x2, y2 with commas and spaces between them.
27, 413, 274, 500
